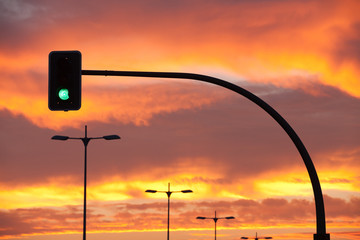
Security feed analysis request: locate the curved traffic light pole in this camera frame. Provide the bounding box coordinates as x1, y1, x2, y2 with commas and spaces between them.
82, 70, 330, 240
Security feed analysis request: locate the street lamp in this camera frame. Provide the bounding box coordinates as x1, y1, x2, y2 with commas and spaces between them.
197, 211, 235, 240
51, 125, 120, 240
145, 183, 193, 240
241, 232, 273, 240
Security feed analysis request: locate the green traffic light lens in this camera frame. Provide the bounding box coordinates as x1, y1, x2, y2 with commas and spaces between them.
58, 89, 69, 100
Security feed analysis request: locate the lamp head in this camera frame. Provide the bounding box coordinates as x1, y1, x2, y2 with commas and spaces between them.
181, 190, 193, 193
145, 190, 157, 193
103, 135, 120, 140
51, 135, 69, 140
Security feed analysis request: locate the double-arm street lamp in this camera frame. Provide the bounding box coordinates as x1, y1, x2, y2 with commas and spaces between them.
51, 125, 120, 240
145, 183, 193, 240
197, 211, 235, 240
241, 232, 273, 240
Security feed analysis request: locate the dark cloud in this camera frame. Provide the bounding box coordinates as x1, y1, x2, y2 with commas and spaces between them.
324, 195, 360, 218
0, 206, 82, 237
333, 22, 360, 66
0, 0, 348, 56
0, 81, 358, 187
0, 109, 84, 185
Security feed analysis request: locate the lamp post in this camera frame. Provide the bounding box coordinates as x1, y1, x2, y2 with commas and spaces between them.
79, 69, 330, 240
197, 211, 235, 240
145, 183, 193, 240
51, 125, 120, 240
241, 232, 273, 240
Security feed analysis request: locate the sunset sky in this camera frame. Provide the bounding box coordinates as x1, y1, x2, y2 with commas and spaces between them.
0, 0, 359, 240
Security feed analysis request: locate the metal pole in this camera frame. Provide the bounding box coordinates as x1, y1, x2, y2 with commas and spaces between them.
214, 211, 217, 240
214, 220, 217, 240
167, 183, 170, 240
82, 70, 329, 240
81, 125, 90, 240
83, 126, 87, 240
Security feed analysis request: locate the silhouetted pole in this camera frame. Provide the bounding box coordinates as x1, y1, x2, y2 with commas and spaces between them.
214, 211, 217, 240
146, 183, 193, 240
167, 183, 171, 240
197, 211, 235, 240
83, 70, 330, 240
52, 125, 120, 240
82, 126, 89, 240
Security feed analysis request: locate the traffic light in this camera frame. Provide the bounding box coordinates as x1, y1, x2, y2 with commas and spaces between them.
48, 51, 81, 111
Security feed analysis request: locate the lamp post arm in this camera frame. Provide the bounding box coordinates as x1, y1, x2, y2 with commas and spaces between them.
151, 190, 171, 195
82, 70, 328, 240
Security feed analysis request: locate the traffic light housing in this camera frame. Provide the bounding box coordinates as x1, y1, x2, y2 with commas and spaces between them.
48, 51, 81, 111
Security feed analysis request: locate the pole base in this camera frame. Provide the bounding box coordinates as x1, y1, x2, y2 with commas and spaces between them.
314, 233, 330, 240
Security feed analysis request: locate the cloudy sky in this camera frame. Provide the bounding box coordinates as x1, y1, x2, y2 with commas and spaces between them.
0, 0, 359, 240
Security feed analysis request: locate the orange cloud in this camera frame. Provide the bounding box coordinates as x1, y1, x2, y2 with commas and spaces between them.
0, 72, 228, 130
1, 196, 358, 239
1, 0, 360, 131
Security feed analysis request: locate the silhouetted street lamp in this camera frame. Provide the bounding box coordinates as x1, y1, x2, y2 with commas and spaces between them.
145, 183, 193, 240
197, 211, 235, 240
241, 232, 273, 240
52, 125, 120, 240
